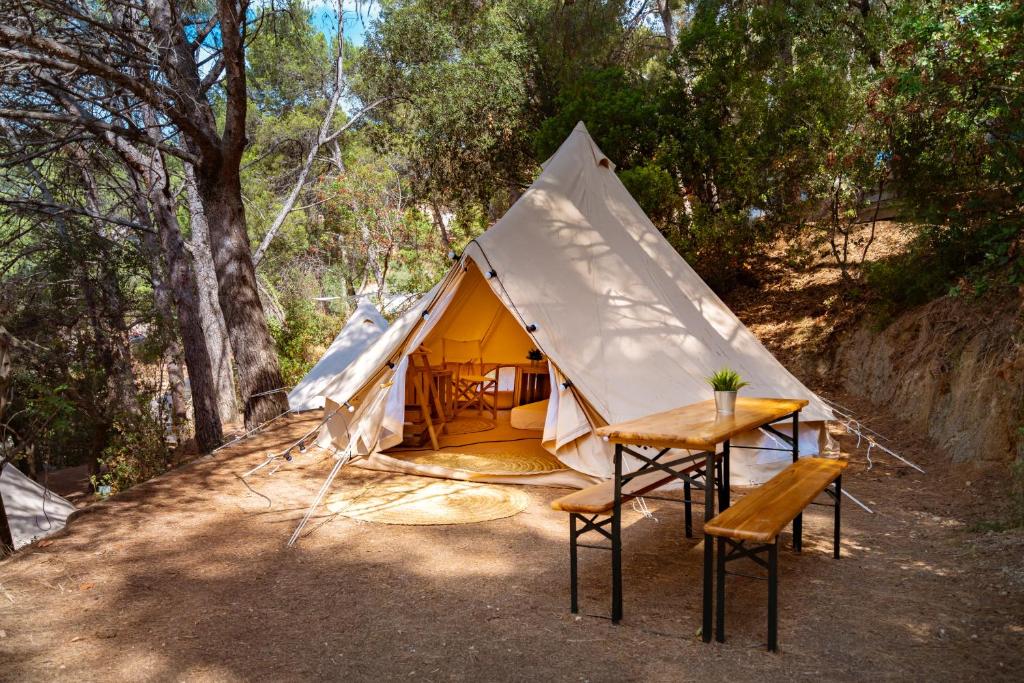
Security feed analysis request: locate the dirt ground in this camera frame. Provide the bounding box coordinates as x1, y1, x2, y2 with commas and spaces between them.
2, 391, 1022, 682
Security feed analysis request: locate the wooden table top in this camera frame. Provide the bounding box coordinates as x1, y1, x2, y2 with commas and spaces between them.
594, 397, 809, 450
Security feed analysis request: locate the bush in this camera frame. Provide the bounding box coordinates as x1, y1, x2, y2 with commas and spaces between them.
91, 412, 170, 494
270, 296, 341, 388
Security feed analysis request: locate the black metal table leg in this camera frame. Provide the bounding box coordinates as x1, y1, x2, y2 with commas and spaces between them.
570, 514, 579, 612
715, 536, 726, 642
721, 440, 731, 511
834, 474, 842, 559
612, 444, 623, 623
768, 537, 779, 652
791, 412, 801, 552
701, 450, 716, 643
683, 478, 693, 538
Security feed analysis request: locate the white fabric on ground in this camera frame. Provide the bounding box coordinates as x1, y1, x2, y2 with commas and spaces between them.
1, 460, 76, 550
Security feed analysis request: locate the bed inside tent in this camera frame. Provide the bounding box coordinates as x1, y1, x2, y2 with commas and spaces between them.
356, 262, 596, 488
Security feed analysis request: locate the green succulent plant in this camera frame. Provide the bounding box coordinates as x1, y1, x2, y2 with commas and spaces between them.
707, 368, 750, 392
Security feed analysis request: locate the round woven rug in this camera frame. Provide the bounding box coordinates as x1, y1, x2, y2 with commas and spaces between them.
326, 478, 530, 525
389, 439, 566, 476
442, 416, 496, 436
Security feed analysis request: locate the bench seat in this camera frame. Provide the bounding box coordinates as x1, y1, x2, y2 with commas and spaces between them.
551, 455, 709, 514
705, 457, 847, 543
705, 456, 847, 652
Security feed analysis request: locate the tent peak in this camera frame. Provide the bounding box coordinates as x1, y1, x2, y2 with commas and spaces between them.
541, 122, 616, 172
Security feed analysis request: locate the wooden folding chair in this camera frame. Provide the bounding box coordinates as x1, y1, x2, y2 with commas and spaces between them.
407, 347, 449, 449
442, 339, 498, 420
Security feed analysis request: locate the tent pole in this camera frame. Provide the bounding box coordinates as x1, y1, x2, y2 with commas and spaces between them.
287, 451, 350, 547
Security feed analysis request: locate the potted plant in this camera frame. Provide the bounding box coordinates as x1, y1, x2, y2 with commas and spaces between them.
526, 348, 544, 366
706, 368, 749, 415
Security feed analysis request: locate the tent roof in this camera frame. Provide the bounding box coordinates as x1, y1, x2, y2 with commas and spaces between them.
467, 122, 832, 423
288, 299, 388, 412
321, 122, 831, 427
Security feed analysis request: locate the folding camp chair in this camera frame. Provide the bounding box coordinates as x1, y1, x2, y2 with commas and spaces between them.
442, 339, 499, 420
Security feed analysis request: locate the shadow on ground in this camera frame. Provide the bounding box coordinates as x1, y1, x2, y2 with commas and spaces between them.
1, 410, 1022, 682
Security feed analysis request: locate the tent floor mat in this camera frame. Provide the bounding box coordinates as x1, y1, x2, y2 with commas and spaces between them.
325, 478, 529, 526
384, 438, 566, 476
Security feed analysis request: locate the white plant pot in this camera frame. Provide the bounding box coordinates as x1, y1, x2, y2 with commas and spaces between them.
714, 390, 737, 415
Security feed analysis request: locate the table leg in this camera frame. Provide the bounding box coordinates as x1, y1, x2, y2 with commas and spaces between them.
612, 443, 623, 623
570, 515, 579, 612
768, 537, 779, 652
701, 449, 716, 643
721, 440, 731, 512
834, 474, 842, 559
715, 536, 726, 642
791, 412, 802, 552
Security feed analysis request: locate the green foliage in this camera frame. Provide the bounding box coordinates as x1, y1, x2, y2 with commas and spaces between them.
91, 412, 171, 494
706, 368, 750, 392
270, 295, 341, 389
874, 0, 1024, 292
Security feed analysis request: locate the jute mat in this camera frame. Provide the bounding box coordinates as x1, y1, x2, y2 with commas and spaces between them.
326, 478, 530, 525
388, 439, 566, 476
441, 416, 496, 436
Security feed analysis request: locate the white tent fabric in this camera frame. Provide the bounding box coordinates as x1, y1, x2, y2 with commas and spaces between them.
315, 122, 833, 485
1, 460, 76, 550
288, 299, 388, 412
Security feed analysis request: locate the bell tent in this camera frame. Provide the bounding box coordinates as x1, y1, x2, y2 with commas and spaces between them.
288, 298, 388, 412
313, 123, 833, 487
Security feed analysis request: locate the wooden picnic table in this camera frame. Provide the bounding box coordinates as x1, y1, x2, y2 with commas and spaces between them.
590, 397, 808, 638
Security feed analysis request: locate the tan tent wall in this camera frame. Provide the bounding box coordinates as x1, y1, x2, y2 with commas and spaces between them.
421, 264, 534, 367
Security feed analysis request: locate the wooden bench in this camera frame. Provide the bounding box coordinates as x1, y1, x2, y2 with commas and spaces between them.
704, 457, 847, 651
551, 453, 721, 615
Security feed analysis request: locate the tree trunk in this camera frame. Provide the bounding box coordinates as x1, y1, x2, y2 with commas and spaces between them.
184, 164, 237, 426
197, 167, 289, 428
123, 155, 223, 453
430, 201, 453, 250
655, 0, 676, 50
147, 176, 223, 452
139, 225, 190, 434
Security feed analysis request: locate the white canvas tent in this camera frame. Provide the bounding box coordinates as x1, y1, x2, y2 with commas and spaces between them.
313, 123, 833, 486
288, 299, 388, 412
0, 459, 76, 551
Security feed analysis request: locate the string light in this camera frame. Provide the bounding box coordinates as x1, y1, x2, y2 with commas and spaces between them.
526, 323, 537, 332
344, 402, 355, 413
485, 269, 497, 279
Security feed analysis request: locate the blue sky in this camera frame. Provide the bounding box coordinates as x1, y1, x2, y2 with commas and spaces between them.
308, 1, 380, 46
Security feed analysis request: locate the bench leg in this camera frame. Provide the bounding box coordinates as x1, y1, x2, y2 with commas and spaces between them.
768, 537, 779, 652
715, 536, 726, 642
792, 513, 802, 553
683, 479, 693, 539
570, 515, 579, 613
834, 475, 842, 560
